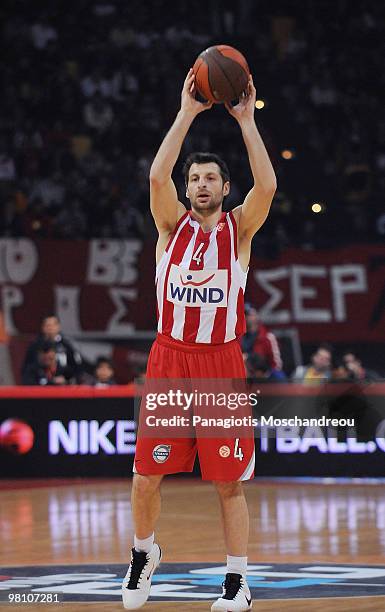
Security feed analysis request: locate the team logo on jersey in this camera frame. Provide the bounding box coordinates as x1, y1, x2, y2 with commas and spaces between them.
217, 222, 225, 232
180, 273, 215, 287
167, 265, 228, 308
152, 444, 171, 463
219, 445, 230, 458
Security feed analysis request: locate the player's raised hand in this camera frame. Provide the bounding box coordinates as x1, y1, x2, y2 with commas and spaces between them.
180, 69, 213, 116
225, 74, 256, 125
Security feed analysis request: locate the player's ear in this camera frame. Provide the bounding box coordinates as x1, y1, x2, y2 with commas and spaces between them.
223, 181, 230, 196
186, 188, 190, 199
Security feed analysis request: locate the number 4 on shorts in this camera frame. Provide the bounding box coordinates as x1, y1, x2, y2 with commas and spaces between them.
234, 438, 244, 461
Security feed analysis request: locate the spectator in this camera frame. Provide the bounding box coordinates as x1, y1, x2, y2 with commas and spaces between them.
53, 198, 87, 237
92, 356, 116, 387
0, 1, 383, 249
127, 365, 147, 395
80, 68, 104, 98
0, 136, 17, 211
83, 93, 114, 134
29, 173, 66, 210
0, 151, 16, 182
338, 351, 380, 382
112, 198, 144, 238
246, 354, 287, 383
30, 18, 57, 50
241, 304, 282, 371
292, 344, 333, 383
22, 340, 73, 385
22, 315, 83, 382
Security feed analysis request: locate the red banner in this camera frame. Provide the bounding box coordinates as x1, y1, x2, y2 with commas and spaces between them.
247, 245, 384, 342
0, 239, 383, 342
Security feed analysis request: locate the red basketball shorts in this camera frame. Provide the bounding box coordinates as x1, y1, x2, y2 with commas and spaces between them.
134, 333, 255, 481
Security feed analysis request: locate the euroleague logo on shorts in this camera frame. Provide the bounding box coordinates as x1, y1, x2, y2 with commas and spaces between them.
219, 445, 230, 458
152, 444, 171, 463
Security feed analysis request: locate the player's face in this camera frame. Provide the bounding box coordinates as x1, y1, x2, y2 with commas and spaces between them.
186, 163, 230, 213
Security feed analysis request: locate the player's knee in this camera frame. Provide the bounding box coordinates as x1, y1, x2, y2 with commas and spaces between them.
132, 474, 162, 497
214, 480, 243, 498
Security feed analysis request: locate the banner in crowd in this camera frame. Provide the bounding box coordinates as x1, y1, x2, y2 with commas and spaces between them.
0, 239, 384, 342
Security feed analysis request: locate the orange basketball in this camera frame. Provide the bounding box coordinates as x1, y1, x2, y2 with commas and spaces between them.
193, 45, 250, 104
0, 419, 34, 454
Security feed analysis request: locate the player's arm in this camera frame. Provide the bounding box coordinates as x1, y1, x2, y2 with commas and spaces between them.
150, 69, 212, 233
226, 75, 277, 239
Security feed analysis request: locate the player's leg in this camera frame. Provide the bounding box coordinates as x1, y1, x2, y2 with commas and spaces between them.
123, 337, 196, 609
122, 473, 163, 609
132, 473, 163, 540
196, 430, 254, 608
210, 481, 252, 611
190, 340, 253, 611
122, 474, 163, 610
215, 480, 249, 556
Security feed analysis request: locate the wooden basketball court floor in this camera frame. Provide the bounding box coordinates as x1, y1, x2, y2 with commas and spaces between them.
1, 478, 385, 611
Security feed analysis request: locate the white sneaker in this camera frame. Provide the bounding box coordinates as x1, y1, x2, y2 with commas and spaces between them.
121, 543, 162, 610
211, 573, 252, 611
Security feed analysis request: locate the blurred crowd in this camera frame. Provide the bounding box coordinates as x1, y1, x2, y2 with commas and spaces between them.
241, 304, 381, 383
21, 312, 382, 386
0, 0, 384, 254
21, 315, 116, 386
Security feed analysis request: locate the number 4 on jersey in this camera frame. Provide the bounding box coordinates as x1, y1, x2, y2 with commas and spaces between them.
234, 438, 244, 461
192, 242, 205, 266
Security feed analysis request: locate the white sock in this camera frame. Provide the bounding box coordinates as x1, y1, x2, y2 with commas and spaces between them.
226, 555, 248, 576
134, 533, 154, 554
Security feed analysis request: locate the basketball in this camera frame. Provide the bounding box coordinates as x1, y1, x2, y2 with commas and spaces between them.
192, 45, 250, 104
0, 419, 34, 455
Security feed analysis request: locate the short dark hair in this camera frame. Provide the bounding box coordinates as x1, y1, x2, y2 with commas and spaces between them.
38, 340, 56, 353
247, 353, 269, 373
244, 302, 258, 316
316, 343, 333, 355
95, 356, 113, 368
41, 314, 60, 323
341, 350, 356, 359
182, 152, 230, 185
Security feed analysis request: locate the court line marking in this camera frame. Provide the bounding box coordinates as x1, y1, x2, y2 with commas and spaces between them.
145, 594, 385, 604
323, 582, 385, 587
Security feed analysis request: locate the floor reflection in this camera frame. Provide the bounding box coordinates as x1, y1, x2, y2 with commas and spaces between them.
1, 480, 385, 566
253, 485, 385, 557
47, 488, 133, 559
0, 482, 133, 564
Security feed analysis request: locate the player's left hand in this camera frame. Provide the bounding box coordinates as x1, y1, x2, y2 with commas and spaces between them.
225, 75, 256, 124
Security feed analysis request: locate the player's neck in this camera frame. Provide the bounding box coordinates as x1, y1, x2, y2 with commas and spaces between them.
190, 208, 223, 233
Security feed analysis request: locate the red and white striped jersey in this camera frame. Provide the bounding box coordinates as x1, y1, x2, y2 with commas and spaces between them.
156, 210, 247, 344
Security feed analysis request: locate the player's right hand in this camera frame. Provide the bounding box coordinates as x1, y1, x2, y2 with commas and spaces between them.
180, 69, 213, 116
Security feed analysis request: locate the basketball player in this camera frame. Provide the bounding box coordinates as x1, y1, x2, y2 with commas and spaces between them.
122, 69, 276, 611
